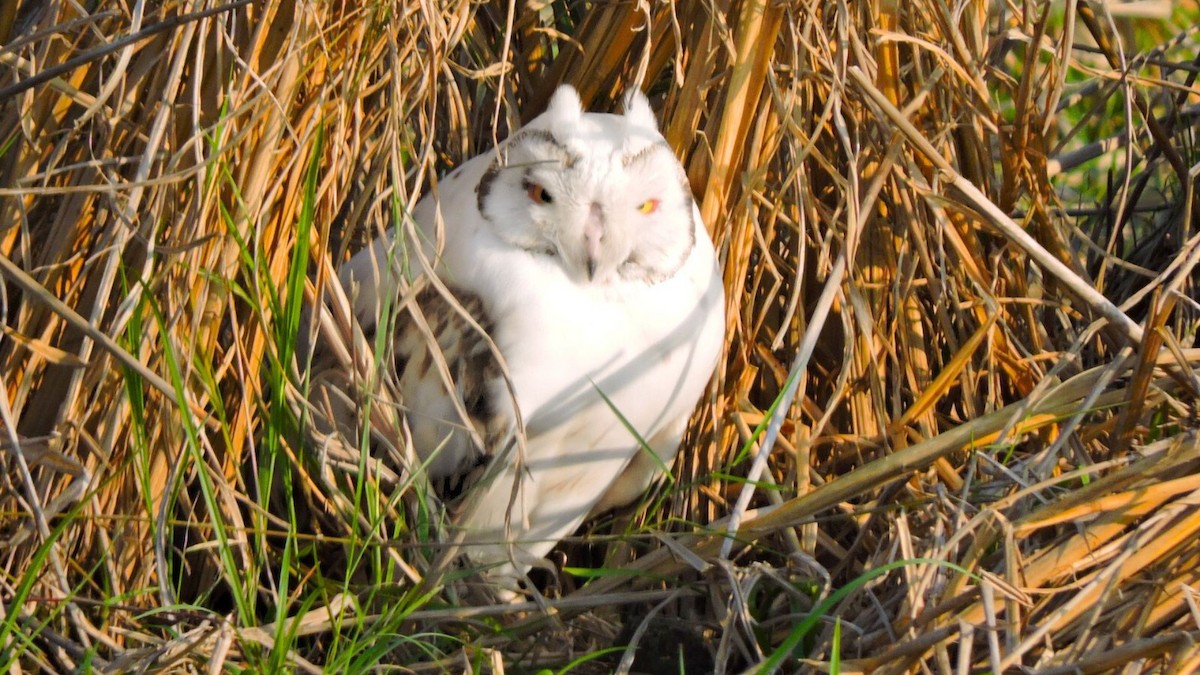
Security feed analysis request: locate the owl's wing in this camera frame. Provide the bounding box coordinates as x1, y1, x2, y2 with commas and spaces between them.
387, 284, 512, 490
307, 246, 514, 490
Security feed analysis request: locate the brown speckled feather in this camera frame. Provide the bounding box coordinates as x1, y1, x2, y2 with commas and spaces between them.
306, 282, 508, 503
389, 285, 508, 500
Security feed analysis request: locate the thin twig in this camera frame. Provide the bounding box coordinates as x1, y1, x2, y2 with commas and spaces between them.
0, 1, 253, 101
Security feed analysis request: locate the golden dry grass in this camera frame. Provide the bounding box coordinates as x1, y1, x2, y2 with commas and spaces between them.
2, 0, 1199, 672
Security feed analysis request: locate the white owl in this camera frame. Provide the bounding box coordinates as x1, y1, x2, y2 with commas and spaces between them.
332, 85, 724, 596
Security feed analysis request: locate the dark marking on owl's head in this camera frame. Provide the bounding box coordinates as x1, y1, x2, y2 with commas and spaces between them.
512, 129, 578, 168
475, 162, 500, 215
518, 129, 562, 149
620, 141, 672, 168
679, 169, 697, 248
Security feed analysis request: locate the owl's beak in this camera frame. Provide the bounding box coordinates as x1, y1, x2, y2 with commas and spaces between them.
584, 202, 605, 280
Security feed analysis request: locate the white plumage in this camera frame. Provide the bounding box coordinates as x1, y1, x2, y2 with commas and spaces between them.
333, 85, 724, 595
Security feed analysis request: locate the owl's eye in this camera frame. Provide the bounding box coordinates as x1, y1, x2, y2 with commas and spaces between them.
526, 182, 553, 205
637, 198, 660, 214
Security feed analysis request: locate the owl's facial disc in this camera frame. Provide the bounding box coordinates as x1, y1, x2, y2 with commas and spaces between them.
525, 176, 622, 284
475, 107, 696, 286
522, 174, 611, 281
479, 135, 634, 284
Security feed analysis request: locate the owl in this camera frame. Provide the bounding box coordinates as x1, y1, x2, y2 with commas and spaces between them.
330, 85, 725, 597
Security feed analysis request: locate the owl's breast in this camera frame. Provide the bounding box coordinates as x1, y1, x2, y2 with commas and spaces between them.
473, 240, 723, 449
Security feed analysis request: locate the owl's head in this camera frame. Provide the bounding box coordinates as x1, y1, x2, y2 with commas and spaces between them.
474, 85, 697, 285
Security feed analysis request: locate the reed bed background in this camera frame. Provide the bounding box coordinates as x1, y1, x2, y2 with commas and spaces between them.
2, 0, 1199, 672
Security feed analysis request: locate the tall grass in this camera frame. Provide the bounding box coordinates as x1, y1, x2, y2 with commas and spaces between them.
1, 0, 1199, 671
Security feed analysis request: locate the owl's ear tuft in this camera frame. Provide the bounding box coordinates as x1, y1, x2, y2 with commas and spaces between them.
546, 85, 583, 127
623, 89, 658, 131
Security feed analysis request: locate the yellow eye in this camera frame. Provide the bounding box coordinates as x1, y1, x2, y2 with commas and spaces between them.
637, 198, 660, 214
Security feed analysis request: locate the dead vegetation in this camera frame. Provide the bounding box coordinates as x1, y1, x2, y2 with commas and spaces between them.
1, 0, 1199, 672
